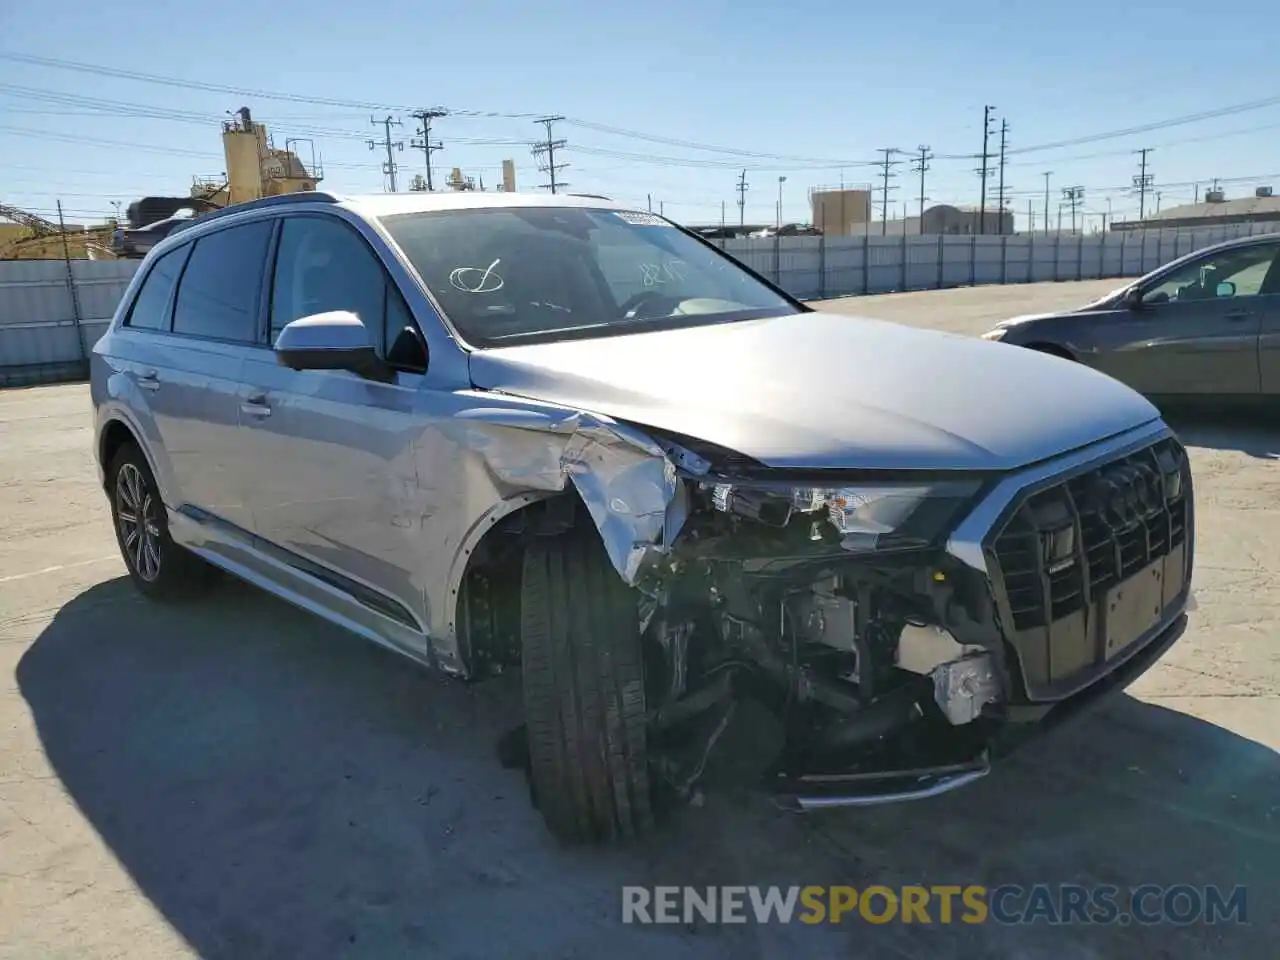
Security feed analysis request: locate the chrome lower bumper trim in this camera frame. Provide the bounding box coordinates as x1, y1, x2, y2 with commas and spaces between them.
776, 755, 991, 811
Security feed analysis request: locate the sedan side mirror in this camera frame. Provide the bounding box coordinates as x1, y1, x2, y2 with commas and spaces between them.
274, 310, 393, 382
1124, 286, 1144, 310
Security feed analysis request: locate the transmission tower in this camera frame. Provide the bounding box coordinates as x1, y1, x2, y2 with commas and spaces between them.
876, 148, 902, 236
1062, 185, 1085, 233
367, 115, 404, 193
736, 169, 749, 226
410, 108, 447, 192
1132, 148, 1154, 220
910, 145, 933, 224
995, 118, 1011, 234
531, 116, 568, 194
977, 105, 997, 234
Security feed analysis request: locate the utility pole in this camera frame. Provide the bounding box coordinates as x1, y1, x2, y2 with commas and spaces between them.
876, 147, 901, 236
1027, 199, 1035, 233
1042, 171, 1052, 235
977, 105, 997, 235
1062, 186, 1085, 233
410, 108, 447, 192
736, 169, 749, 227
367, 115, 404, 193
531, 116, 568, 194
996, 118, 1010, 234
910, 145, 932, 225
1132, 148, 1154, 220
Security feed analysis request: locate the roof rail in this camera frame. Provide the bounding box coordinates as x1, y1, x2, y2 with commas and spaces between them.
177, 191, 342, 231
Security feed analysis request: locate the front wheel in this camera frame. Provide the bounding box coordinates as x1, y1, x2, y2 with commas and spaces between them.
108, 443, 214, 600
520, 526, 654, 843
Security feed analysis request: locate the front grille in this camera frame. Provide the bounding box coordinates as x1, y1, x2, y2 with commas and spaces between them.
987, 436, 1192, 699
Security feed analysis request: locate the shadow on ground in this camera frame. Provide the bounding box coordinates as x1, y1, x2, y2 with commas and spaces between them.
17, 578, 1279, 959
1164, 409, 1280, 460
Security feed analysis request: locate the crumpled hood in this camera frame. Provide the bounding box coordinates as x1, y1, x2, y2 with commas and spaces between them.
467, 311, 1160, 471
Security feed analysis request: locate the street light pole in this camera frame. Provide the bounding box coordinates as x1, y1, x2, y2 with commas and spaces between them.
777, 176, 787, 229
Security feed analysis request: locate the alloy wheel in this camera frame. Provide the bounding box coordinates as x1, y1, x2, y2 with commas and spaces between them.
116, 462, 161, 581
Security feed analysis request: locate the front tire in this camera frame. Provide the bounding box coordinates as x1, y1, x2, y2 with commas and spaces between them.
108, 443, 214, 600
520, 526, 654, 843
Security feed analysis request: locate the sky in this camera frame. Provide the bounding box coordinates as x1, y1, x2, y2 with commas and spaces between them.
3, 0, 1280, 232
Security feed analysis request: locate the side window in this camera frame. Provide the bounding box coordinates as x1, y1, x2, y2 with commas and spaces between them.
270, 217, 387, 347
125, 245, 189, 330
171, 221, 273, 342
1144, 244, 1280, 305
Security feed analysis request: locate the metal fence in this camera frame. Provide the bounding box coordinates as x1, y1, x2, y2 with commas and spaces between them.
0, 259, 137, 387
3, 217, 1279, 386
718, 219, 1280, 300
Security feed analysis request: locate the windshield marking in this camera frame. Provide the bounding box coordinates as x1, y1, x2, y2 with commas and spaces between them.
640, 260, 688, 286
449, 258, 505, 294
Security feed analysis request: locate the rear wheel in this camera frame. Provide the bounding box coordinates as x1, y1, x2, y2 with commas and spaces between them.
520, 526, 654, 843
108, 443, 215, 600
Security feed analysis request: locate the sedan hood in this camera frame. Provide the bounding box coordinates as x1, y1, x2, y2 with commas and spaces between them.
467, 311, 1159, 471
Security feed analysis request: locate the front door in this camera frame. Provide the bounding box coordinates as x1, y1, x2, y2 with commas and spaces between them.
1088, 242, 1277, 398
237, 214, 432, 640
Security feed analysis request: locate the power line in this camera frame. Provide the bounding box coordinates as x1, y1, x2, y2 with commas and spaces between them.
410, 108, 447, 191
1133, 148, 1154, 220
367, 115, 404, 192
1007, 94, 1280, 156
910, 145, 932, 223
0, 51, 538, 118
875, 148, 901, 236
532, 116, 568, 194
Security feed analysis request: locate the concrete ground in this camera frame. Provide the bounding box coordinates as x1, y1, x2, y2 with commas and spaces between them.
1, 280, 1276, 959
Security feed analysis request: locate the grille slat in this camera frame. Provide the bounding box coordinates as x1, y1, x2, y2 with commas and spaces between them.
992, 438, 1190, 632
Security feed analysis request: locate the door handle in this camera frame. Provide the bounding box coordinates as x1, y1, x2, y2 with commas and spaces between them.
136, 369, 160, 391
1223, 310, 1252, 321
240, 393, 272, 418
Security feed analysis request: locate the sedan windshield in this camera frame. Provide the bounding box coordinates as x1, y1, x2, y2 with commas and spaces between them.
380, 206, 796, 346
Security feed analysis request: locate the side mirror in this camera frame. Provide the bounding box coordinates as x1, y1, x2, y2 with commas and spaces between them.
1215, 280, 1237, 298
1124, 286, 1144, 310
274, 310, 393, 382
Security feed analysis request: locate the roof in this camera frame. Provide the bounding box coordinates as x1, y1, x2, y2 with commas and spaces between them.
341, 191, 628, 218
1145, 195, 1280, 221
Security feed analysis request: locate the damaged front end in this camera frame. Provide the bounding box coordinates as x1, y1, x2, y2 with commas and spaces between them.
628, 451, 1009, 810
517, 422, 1015, 810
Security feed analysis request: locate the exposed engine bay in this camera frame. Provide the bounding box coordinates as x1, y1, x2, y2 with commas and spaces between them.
633, 474, 1006, 803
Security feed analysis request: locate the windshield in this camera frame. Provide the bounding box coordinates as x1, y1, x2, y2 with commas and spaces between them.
380, 206, 796, 346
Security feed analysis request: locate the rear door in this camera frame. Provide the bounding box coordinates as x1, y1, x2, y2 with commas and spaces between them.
152, 218, 274, 532
1088, 242, 1276, 398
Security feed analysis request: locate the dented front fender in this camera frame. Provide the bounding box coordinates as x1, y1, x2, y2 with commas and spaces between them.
429, 392, 689, 673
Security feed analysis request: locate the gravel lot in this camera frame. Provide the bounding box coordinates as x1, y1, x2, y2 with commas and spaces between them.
2, 280, 1276, 959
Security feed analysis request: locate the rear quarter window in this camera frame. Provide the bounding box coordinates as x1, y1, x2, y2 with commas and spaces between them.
172, 220, 274, 343
125, 245, 190, 331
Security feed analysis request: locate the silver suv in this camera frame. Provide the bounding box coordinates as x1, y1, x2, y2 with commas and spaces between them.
92, 191, 1195, 842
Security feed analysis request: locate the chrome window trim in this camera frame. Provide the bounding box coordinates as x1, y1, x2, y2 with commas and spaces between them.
945, 418, 1173, 575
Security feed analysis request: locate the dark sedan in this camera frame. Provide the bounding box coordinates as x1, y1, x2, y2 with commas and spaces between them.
981, 233, 1280, 401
